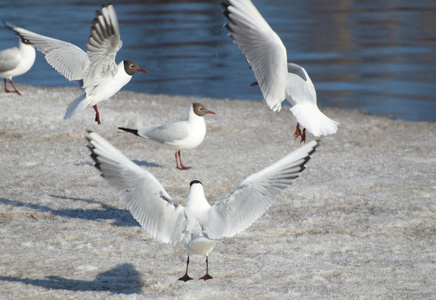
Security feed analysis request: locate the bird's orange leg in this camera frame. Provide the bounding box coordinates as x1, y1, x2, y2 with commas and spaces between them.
9, 79, 22, 96
293, 123, 306, 143
176, 151, 191, 170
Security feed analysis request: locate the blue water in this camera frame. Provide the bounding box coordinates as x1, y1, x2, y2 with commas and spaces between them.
1, 0, 435, 121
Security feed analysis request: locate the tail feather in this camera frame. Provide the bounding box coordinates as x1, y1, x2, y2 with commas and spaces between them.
118, 127, 139, 136
290, 103, 339, 137
64, 93, 91, 120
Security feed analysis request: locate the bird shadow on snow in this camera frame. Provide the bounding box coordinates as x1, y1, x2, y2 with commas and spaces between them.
0, 263, 143, 294
132, 160, 161, 168
0, 196, 139, 227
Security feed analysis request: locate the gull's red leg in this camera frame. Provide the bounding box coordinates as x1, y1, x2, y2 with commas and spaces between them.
178, 256, 193, 282
9, 79, 22, 96
178, 151, 191, 170
93, 105, 101, 125
294, 123, 302, 140
199, 256, 213, 281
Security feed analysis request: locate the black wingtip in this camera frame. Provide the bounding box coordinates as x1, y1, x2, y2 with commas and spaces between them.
224, 23, 234, 34
221, 1, 230, 9
300, 140, 320, 171
86, 134, 105, 178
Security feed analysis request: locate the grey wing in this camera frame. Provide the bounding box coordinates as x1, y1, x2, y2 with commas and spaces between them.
84, 4, 122, 90
87, 132, 186, 245
138, 122, 189, 145
5, 22, 89, 81
204, 140, 318, 239
0, 46, 20, 72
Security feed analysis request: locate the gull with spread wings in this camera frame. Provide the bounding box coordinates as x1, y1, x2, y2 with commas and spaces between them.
222, 0, 339, 142
87, 131, 318, 281
6, 4, 147, 124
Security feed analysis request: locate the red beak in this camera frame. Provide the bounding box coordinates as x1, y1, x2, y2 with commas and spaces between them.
207, 110, 215, 115
138, 68, 148, 73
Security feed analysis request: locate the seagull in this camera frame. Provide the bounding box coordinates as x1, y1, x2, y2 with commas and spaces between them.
222, 0, 339, 143
86, 131, 318, 281
118, 103, 215, 170
0, 34, 35, 95
6, 4, 147, 124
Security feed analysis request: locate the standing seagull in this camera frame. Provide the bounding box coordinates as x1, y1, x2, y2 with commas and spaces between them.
6, 4, 147, 124
118, 103, 215, 170
86, 131, 318, 281
222, 0, 339, 142
0, 35, 35, 95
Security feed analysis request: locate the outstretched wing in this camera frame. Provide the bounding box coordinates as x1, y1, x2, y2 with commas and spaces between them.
4, 21, 89, 81
223, 0, 288, 112
84, 4, 122, 91
87, 132, 186, 245
204, 140, 318, 239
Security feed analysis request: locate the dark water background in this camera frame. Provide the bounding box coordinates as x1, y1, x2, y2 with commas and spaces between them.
1, 0, 435, 121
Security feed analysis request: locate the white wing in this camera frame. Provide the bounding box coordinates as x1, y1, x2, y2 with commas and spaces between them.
204, 140, 318, 239
0, 46, 20, 73
84, 4, 123, 92
87, 132, 186, 245
223, 0, 288, 112
5, 22, 89, 81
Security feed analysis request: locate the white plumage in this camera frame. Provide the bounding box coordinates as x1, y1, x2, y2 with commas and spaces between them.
87, 131, 318, 281
118, 103, 215, 170
0, 36, 35, 95
223, 0, 339, 142
6, 4, 146, 124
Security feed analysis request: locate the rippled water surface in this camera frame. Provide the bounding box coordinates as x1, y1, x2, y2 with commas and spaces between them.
1, 0, 435, 121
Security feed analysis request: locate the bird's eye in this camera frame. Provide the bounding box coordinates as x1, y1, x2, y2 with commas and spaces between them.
130, 64, 134, 68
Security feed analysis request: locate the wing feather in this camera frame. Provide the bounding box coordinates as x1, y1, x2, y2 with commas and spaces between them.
0, 46, 20, 73
84, 4, 122, 91
4, 22, 89, 81
223, 0, 288, 111
204, 140, 318, 239
87, 132, 186, 245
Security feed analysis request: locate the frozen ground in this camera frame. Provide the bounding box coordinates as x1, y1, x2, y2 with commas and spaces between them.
0, 85, 435, 299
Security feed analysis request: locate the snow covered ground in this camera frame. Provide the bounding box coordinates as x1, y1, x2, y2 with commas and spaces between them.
1, 85, 435, 299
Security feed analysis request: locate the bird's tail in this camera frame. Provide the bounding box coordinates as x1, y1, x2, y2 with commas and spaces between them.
64, 93, 91, 120
118, 127, 140, 136
290, 103, 339, 137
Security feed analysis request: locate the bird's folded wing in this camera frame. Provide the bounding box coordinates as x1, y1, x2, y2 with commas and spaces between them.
223, 0, 288, 111
4, 22, 89, 81
87, 132, 186, 245
0, 47, 20, 72
204, 140, 318, 239
138, 122, 189, 145
84, 4, 122, 91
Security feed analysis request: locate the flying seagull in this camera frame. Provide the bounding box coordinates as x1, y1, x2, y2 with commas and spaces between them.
6, 4, 147, 124
222, 0, 339, 142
